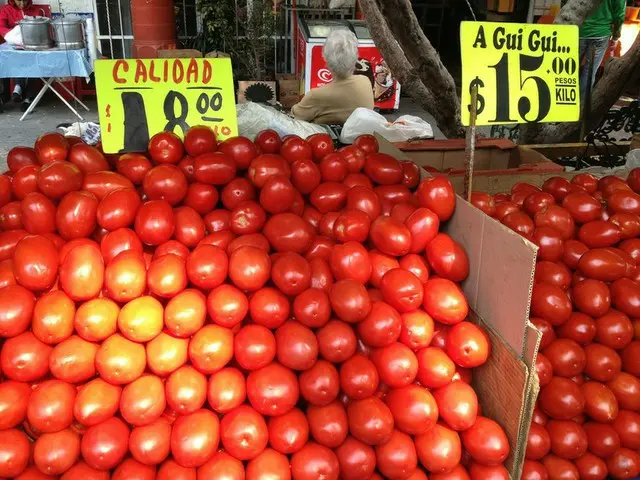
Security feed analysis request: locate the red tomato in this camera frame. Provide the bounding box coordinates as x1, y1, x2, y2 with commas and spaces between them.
54, 190, 98, 240
290, 442, 339, 480
426, 233, 469, 282
299, 360, 340, 408
146, 332, 188, 376
503, 211, 536, 237
522, 191, 555, 217
11, 234, 58, 291
143, 164, 188, 206
594, 309, 633, 349
334, 436, 376, 480
197, 451, 245, 480
470, 192, 496, 217
193, 151, 236, 186
38, 161, 82, 199
337, 148, 366, 177
306, 133, 334, 161
171, 409, 220, 468
267, 408, 309, 454
58, 242, 104, 301
248, 154, 290, 189
545, 419, 588, 459
494, 201, 520, 220
188, 324, 233, 374
52, 338, 99, 381
542, 454, 579, 479
526, 422, 551, 460
246, 362, 299, 416
227, 245, 270, 291
354, 134, 379, 154
534, 205, 575, 240
280, 137, 313, 164
149, 131, 185, 164
7, 146, 38, 172
221, 178, 254, 210
0, 380, 31, 430
74, 298, 119, 342
96, 188, 141, 232
184, 126, 217, 157
95, 333, 146, 384
608, 371, 640, 411
83, 171, 134, 200
205, 367, 245, 416
263, 212, 315, 254
461, 416, 510, 466
401, 161, 421, 189
172, 206, 205, 248
27, 379, 75, 433
606, 448, 640, 479
68, 143, 109, 174
611, 278, 640, 318
219, 405, 268, 461
578, 220, 622, 248
539, 376, 585, 420
165, 366, 207, 415
347, 396, 394, 446
339, 353, 379, 400
416, 346, 455, 388
219, 136, 259, 169
254, 130, 281, 154
363, 153, 402, 185
275, 321, 318, 370
157, 460, 196, 480
291, 287, 329, 328
116, 153, 152, 185
305, 400, 348, 449
35, 132, 69, 165
0, 428, 30, 477
542, 177, 572, 202
417, 177, 456, 221
374, 429, 418, 479
11, 165, 39, 200
573, 279, 611, 317
369, 342, 418, 388
21, 192, 56, 234
414, 423, 461, 473
330, 241, 371, 283
310, 182, 349, 213
347, 185, 381, 220
571, 173, 598, 194
234, 324, 276, 371
119, 374, 166, 427
135, 200, 175, 246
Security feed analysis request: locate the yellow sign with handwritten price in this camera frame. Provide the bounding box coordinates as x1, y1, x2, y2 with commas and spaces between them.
95, 58, 238, 154
460, 22, 580, 126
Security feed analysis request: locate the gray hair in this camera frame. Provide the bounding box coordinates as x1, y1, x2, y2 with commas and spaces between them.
323, 29, 358, 79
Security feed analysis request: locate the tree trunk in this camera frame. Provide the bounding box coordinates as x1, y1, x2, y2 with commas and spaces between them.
359, 0, 464, 138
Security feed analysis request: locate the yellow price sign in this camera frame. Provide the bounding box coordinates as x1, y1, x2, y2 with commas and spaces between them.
460, 22, 580, 126
95, 58, 238, 154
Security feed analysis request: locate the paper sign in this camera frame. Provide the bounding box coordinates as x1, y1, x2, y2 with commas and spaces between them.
95, 58, 238, 154
460, 22, 580, 126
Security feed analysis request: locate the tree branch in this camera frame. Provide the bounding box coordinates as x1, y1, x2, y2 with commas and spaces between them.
360, 0, 464, 138
554, 0, 603, 26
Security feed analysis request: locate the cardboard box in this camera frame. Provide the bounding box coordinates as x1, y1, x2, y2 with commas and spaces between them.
382, 136, 564, 194
157, 49, 203, 58
444, 195, 541, 479
277, 74, 300, 109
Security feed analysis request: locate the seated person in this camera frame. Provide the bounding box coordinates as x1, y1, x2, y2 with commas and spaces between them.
0, 0, 39, 112
292, 29, 374, 125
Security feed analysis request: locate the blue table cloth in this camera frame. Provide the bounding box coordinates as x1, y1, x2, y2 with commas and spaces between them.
0, 43, 92, 78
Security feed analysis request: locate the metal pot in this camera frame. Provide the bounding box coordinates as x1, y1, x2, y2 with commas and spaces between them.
18, 17, 53, 50
52, 17, 85, 50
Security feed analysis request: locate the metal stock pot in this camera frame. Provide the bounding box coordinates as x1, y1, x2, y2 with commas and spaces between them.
52, 17, 86, 50
18, 17, 53, 50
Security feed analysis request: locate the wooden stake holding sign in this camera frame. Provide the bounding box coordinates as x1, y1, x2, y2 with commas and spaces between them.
459, 21, 581, 200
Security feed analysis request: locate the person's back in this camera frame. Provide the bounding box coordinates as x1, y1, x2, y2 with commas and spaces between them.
291, 74, 374, 125
292, 29, 375, 125
580, 0, 625, 39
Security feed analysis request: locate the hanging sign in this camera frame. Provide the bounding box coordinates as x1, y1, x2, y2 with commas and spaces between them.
95, 58, 238, 154
460, 21, 580, 126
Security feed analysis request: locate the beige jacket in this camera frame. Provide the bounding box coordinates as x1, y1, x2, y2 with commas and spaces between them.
291, 75, 374, 125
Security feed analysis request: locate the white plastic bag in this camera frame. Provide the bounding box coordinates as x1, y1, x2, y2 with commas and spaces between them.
58, 122, 101, 145
626, 149, 640, 169
237, 103, 328, 140
4, 26, 23, 46
340, 108, 433, 144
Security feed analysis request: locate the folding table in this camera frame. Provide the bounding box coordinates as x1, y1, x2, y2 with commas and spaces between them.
0, 43, 93, 121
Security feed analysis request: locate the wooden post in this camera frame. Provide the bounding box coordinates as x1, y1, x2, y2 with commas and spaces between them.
464, 84, 478, 202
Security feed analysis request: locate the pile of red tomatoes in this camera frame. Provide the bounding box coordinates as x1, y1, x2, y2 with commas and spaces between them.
472, 173, 640, 480
0, 128, 509, 480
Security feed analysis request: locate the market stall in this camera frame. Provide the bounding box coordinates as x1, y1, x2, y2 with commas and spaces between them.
0, 16, 639, 480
